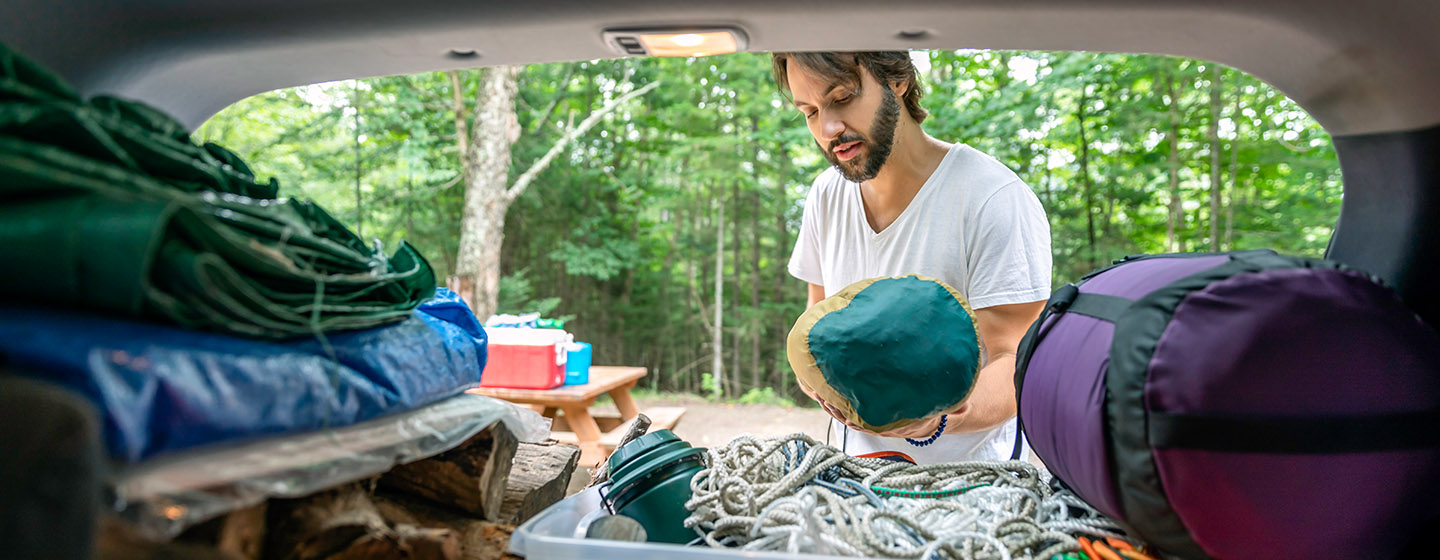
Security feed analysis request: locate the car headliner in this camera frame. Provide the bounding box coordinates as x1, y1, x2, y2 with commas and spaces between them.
2, 0, 1437, 137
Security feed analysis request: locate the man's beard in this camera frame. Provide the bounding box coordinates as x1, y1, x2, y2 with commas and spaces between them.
819, 86, 900, 183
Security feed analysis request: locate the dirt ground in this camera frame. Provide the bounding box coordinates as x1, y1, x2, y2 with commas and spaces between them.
626, 394, 832, 447
565, 394, 832, 494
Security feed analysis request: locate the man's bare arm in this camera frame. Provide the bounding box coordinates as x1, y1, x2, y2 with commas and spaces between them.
807, 283, 825, 307
944, 300, 1045, 434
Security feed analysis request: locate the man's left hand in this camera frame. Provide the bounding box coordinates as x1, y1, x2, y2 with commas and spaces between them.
819, 394, 962, 439
874, 412, 947, 439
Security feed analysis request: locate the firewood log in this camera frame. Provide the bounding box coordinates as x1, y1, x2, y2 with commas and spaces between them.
266, 484, 458, 560
498, 441, 580, 524
379, 422, 518, 521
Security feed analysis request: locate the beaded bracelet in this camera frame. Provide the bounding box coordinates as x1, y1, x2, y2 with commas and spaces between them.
904, 414, 947, 447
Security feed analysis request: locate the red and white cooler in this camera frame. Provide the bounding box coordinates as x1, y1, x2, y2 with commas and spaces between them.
482, 328, 571, 389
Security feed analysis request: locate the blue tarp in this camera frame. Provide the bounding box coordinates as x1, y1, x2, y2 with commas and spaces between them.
0, 288, 487, 462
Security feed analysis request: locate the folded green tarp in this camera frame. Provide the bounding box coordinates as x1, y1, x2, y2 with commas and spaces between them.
0, 43, 437, 338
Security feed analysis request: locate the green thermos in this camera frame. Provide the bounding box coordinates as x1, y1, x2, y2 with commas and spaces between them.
600, 429, 707, 544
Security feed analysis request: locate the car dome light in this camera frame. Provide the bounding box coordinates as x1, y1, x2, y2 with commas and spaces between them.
602, 27, 747, 58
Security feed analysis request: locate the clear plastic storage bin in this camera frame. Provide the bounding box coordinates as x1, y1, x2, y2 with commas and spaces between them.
510, 486, 872, 559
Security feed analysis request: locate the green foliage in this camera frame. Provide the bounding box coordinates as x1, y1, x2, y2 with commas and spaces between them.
922, 51, 1339, 280
196, 50, 1340, 402
737, 387, 796, 407
626, 387, 695, 401
700, 372, 719, 399
496, 270, 565, 319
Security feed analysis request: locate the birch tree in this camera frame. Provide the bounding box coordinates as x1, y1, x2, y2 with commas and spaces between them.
448, 65, 659, 318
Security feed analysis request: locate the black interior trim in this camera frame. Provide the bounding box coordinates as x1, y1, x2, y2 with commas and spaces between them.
1327, 125, 1440, 328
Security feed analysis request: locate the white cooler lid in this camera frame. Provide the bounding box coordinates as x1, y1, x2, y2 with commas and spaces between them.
485, 327, 572, 346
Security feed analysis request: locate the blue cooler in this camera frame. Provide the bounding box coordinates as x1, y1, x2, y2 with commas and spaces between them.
564, 342, 592, 385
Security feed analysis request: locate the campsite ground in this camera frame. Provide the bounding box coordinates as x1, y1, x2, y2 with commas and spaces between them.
628, 394, 834, 448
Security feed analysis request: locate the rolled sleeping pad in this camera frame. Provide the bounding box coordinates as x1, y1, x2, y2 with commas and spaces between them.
787, 274, 983, 434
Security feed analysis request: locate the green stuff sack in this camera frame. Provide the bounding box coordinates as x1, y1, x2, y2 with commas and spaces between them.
786, 275, 983, 433
0, 42, 436, 339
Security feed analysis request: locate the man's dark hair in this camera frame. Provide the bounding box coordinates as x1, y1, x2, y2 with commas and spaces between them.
771, 52, 928, 123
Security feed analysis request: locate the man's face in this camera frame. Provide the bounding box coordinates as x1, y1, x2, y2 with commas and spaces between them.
786, 61, 901, 183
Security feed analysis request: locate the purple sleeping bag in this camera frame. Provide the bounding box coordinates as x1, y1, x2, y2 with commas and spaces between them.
1014, 250, 1440, 559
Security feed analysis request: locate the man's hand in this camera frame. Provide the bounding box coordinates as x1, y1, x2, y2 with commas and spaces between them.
943, 300, 1045, 433
813, 393, 962, 439
874, 411, 951, 439
808, 392, 865, 431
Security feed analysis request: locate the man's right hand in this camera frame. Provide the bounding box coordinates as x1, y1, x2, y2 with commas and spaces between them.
816, 395, 864, 431
800, 385, 861, 429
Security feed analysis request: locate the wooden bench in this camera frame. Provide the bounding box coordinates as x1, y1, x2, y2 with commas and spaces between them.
548, 406, 686, 458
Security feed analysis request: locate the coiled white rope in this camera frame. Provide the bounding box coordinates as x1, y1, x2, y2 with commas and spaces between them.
683, 433, 1138, 560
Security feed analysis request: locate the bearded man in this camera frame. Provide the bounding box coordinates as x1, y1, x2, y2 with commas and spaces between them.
777, 52, 1052, 463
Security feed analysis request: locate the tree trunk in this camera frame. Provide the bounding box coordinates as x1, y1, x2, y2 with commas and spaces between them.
1209, 65, 1223, 252
774, 139, 792, 393
454, 66, 522, 320
748, 118, 763, 393
1165, 68, 1184, 252
687, 203, 705, 395
352, 80, 364, 239
450, 69, 660, 319
729, 183, 741, 396
618, 213, 639, 364
1226, 78, 1241, 250
712, 195, 725, 400
455, 208, 509, 323
1102, 197, 1115, 238
659, 210, 676, 391
1077, 85, 1095, 269
750, 189, 762, 393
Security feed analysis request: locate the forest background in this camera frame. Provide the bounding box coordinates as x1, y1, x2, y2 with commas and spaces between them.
197, 50, 1341, 405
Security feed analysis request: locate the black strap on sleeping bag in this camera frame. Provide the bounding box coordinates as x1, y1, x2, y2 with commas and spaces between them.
1064, 293, 1133, 323
1012, 284, 1135, 459
1150, 410, 1440, 453
1035, 284, 1135, 324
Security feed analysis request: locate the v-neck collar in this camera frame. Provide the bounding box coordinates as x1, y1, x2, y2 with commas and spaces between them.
854, 144, 959, 239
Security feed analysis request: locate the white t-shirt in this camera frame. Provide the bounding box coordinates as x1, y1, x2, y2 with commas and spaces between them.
788, 143, 1052, 464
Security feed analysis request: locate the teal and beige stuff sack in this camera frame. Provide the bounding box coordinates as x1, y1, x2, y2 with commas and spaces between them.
786, 274, 983, 433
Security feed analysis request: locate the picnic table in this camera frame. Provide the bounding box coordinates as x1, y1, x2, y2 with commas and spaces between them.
467, 366, 685, 467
